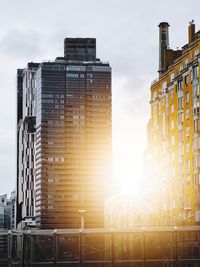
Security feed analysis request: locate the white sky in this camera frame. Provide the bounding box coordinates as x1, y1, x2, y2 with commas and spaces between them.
0, 0, 199, 195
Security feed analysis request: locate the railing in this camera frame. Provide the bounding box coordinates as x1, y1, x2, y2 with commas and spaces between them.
0, 226, 200, 266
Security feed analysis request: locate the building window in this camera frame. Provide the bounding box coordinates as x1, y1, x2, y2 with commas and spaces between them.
186, 126, 190, 136
171, 104, 174, 113
195, 173, 200, 185
170, 89, 174, 99
185, 108, 189, 119
170, 73, 174, 82
179, 65, 183, 74
178, 97, 183, 110
186, 160, 190, 174
162, 81, 167, 93
171, 135, 175, 145
184, 58, 189, 68
185, 92, 189, 103
171, 120, 174, 129
186, 143, 190, 153
194, 105, 199, 115
178, 113, 184, 124
193, 66, 199, 79
153, 91, 157, 100
185, 75, 189, 86
194, 119, 199, 132
194, 49, 199, 58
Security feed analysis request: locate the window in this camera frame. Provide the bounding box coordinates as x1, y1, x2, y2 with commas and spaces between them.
170, 73, 174, 82
194, 105, 199, 115
184, 58, 189, 68
178, 97, 183, 110
186, 126, 190, 136
195, 173, 200, 185
194, 119, 199, 132
171, 135, 175, 145
178, 144, 183, 156
185, 108, 189, 119
66, 73, 79, 78
185, 194, 191, 208
194, 49, 199, 58
171, 104, 174, 113
185, 75, 189, 85
153, 91, 157, 100
178, 81, 183, 95
170, 89, 174, 99
162, 81, 167, 93
186, 143, 190, 153
171, 120, 174, 129
193, 66, 199, 79
186, 160, 190, 174
185, 92, 189, 103
178, 112, 184, 124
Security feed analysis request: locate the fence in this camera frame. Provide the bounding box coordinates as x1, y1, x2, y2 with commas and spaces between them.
0, 226, 200, 266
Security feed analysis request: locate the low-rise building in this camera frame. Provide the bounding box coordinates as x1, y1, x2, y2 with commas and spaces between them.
105, 192, 156, 229
0, 194, 11, 230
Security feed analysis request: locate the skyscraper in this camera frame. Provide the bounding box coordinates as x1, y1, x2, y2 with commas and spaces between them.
17, 63, 39, 228
148, 21, 200, 225
17, 38, 112, 229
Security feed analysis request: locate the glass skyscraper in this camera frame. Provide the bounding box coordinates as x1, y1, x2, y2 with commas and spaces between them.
17, 38, 112, 229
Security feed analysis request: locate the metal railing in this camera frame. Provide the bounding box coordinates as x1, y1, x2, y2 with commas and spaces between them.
0, 226, 200, 266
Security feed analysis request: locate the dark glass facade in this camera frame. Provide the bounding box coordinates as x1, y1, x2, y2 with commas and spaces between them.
35, 61, 112, 229
17, 38, 112, 229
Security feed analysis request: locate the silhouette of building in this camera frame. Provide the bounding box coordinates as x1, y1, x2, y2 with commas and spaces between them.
17, 38, 112, 229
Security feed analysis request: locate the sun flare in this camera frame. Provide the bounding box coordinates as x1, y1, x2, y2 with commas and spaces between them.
112, 118, 146, 197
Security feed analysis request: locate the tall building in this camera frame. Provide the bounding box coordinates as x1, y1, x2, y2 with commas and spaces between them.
17, 38, 112, 229
148, 21, 200, 226
17, 63, 39, 228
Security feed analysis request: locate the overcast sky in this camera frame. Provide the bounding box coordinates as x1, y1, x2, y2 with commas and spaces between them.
0, 0, 200, 195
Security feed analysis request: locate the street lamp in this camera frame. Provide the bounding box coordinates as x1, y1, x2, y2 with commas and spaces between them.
78, 209, 86, 230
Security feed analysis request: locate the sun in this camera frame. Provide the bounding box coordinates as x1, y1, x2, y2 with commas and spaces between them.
112, 123, 146, 197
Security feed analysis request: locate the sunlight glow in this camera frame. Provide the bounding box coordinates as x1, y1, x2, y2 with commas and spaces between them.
112, 77, 149, 197
112, 117, 146, 197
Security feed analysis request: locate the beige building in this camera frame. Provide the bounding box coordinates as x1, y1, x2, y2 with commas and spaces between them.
148, 21, 200, 226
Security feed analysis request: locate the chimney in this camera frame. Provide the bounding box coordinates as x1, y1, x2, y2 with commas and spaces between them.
188, 20, 195, 44
158, 22, 170, 76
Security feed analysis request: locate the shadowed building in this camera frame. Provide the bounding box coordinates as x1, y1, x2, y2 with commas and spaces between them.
17, 38, 112, 229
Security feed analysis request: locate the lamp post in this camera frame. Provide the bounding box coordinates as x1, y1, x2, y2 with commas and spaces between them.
78, 209, 86, 230
78, 209, 86, 267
